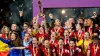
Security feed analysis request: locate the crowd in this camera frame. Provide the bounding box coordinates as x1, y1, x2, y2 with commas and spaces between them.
0, 11, 100, 56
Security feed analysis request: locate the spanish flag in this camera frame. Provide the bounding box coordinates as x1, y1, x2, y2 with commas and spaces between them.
0, 40, 10, 56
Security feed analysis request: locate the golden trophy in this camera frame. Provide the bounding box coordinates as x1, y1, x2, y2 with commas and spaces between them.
38, 0, 43, 16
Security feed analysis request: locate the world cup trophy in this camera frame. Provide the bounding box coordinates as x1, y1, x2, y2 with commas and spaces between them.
38, 0, 43, 17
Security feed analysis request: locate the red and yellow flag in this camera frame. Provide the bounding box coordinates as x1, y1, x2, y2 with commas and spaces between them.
0, 40, 10, 56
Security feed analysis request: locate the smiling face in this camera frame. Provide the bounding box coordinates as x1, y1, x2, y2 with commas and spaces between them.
58, 39, 64, 48
67, 23, 72, 29
92, 36, 99, 46
33, 23, 39, 29
84, 32, 90, 40
4, 27, 9, 34
64, 30, 69, 37
27, 28, 32, 34
77, 18, 83, 24
93, 40, 98, 45
87, 19, 93, 26
10, 33, 16, 41
39, 27, 44, 33
69, 41, 75, 48
44, 40, 50, 48
50, 32, 56, 40
11, 24, 17, 31
54, 19, 61, 26
76, 24, 81, 31
84, 19, 88, 26
23, 24, 28, 31
69, 18, 74, 23
32, 38, 38, 45
24, 33, 30, 40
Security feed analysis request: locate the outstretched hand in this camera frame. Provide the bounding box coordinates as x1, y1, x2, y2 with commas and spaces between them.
19, 11, 23, 17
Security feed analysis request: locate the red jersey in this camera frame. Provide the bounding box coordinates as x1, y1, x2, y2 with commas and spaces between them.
75, 31, 84, 41
36, 32, 49, 39
1, 33, 6, 39
64, 39, 69, 45
56, 46, 69, 56
87, 27, 93, 35
41, 46, 57, 56
88, 43, 100, 56
27, 45, 41, 56
49, 40, 58, 47
69, 30, 75, 38
36, 32, 49, 43
67, 46, 83, 56
51, 27, 64, 38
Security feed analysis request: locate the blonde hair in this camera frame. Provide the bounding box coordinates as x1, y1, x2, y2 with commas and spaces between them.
1, 26, 9, 34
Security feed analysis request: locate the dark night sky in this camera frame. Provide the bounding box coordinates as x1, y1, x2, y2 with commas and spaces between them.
44, 8, 100, 26
0, 0, 33, 29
